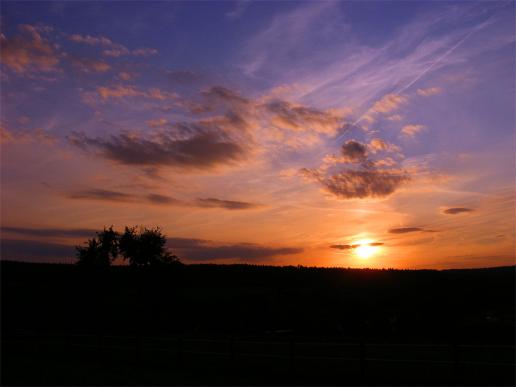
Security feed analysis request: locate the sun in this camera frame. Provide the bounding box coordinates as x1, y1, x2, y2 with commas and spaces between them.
354, 239, 380, 259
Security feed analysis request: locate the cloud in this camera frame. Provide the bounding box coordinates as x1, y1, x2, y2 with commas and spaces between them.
203, 86, 250, 105
0, 24, 59, 73
131, 48, 158, 57
195, 198, 261, 210
0, 238, 74, 262
69, 130, 245, 169
0, 127, 56, 145
167, 237, 302, 262
368, 138, 401, 154
388, 227, 434, 234
302, 168, 409, 199
370, 94, 407, 114
146, 118, 169, 128
417, 87, 442, 97
0, 128, 14, 144
69, 33, 158, 57
68, 189, 136, 202
68, 34, 114, 46
145, 193, 183, 205
96, 85, 173, 100
0, 226, 96, 239
330, 244, 354, 250
68, 56, 110, 73
401, 124, 425, 138
330, 241, 384, 250
264, 99, 343, 134
117, 71, 137, 81
67, 188, 259, 210
387, 114, 403, 122
341, 140, 367, 163
443, 207, 474, 214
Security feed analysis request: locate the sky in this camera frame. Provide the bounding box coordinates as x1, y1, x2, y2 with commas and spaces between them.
0, 1, 515, 269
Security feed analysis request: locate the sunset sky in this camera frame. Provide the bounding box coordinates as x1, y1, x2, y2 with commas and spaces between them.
1, 1, 514, 268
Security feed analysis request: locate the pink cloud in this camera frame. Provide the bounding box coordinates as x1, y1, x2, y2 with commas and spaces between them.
401, 124, 425, 138
0, 24, 59, 73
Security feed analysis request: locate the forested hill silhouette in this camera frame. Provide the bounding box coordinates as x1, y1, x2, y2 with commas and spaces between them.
2, 260, 514, 342
2, 261, 514, 385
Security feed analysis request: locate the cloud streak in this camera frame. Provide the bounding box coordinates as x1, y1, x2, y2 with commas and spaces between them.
443, 207, 474, 215
167, 237, 302, 262
67, 189, 260, 210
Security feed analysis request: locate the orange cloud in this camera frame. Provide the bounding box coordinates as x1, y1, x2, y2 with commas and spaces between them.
401, 124, 425, 138
96, 85, 174, 100
0, 24, 59, 73
417, 87, 442, 97
69, 56, 110, 73
0, 127, 56, 145
371, 94, 407, 114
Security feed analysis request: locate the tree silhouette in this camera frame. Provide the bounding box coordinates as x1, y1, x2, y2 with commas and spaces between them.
118, 226, 179, 267
76, 226, 119, 266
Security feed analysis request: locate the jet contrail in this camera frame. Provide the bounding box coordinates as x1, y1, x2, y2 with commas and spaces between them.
333, 16, 494, 145
395, 23, 483, 95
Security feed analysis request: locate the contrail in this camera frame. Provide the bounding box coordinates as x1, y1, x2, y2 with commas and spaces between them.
334, 16, 493, 145
395, 24, 482, 95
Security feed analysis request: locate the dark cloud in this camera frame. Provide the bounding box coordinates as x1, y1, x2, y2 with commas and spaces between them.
264, 100, 342, 133
68, 189, 136, 202
146, 194, 183, 205
0, 238, 75, 263
341, 140, 367, 163
69, 131, 245, 169
303, 168, 409, 199
195, 198, 260, 210
202, 86, 249, 105
167, 237, 302, 262
330, 241, 384, 250
68, 189, 259, 210
443, 207, 474, 215
388, 227, 424, 234
330, 244, 353, 250
0, 226, 96, 239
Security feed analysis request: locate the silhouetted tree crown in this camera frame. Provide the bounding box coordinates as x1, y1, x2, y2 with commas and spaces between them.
75, 226, 179, 266
76, 226, 119, 266
119, 226, 178, 266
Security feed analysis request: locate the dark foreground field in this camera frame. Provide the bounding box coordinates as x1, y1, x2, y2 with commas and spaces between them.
1, 261, 515, 386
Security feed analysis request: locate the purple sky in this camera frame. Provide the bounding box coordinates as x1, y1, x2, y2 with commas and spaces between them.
1, 1, 514, 268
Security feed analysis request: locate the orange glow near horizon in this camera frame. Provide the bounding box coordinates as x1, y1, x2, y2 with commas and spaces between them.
353, 239, 381, 260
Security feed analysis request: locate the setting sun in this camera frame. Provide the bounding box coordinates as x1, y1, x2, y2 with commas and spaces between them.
354, 240, 380, 259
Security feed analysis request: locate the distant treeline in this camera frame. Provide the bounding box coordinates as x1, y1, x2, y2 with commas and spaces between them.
2, 261, 514, 344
